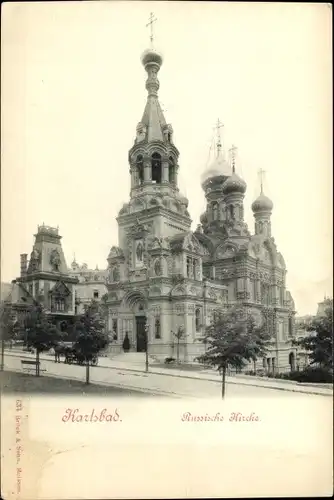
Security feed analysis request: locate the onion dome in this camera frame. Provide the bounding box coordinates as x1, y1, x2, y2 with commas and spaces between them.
251, 193, 273, 212
222, 172, 247, 195
201, 154, 231, 185
141, 49, 163, 68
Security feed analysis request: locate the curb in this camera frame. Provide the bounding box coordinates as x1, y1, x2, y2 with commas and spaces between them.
4, 351, 332, 397
3, 368, 191, 399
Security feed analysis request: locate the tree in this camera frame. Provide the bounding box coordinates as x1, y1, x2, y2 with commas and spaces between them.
294, 298, 333, 371
196, 307, 270, 399
171, 326, 186, 364
122, 333, 130, 352
0, 303, 19, 371
73, 300, 108, 384
24, 304, 63, 376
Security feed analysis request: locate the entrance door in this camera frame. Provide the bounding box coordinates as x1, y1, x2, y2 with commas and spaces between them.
289, 352, 296, 371
136, 316, 146, 353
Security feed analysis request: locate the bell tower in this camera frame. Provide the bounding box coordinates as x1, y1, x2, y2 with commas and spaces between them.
117, 14, 191, 249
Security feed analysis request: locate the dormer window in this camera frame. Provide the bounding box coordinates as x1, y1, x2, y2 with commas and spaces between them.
164, 124, 173, 143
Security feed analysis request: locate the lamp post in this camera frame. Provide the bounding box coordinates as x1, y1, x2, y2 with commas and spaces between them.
144, 321, 149, 373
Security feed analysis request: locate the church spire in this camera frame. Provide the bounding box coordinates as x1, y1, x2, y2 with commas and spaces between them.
133, 13, 173, 144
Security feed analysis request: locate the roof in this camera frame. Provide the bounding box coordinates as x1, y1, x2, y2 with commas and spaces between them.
141, 97, 167, 143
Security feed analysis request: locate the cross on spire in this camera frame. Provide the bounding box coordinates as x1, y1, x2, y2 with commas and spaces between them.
229, 144, 238, 173
213, 119, 224, 156
258, 168, 266, 194
146, 12, 157, 48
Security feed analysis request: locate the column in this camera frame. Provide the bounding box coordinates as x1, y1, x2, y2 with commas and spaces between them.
244, 277, 251, 300
183, 305, 188, 362
143, 156, 151, 183
162, 156, 169, 183
174, 165, 179, 188
256, 278, 261, 303
271, 279, 280, 306
130, 163, 138, 189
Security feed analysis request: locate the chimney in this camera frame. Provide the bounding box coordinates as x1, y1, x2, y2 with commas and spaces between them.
20, 254, 28, 277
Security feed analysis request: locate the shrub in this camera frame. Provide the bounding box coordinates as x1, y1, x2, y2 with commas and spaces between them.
164, 357, 176, 364
244, 370, 256, 376
287, 367, 333, 383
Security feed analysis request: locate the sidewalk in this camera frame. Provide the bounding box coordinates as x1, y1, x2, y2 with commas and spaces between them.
4, 349, 333, 396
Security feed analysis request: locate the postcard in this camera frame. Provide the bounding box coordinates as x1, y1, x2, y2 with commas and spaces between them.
1, 2, 333, 499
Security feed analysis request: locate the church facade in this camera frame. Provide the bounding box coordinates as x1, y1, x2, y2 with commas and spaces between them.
105, 45, 297, 372
5, 41, 297, 373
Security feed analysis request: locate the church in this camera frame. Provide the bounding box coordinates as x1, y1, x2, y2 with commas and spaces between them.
5, 31, 297, 373
105, 40, 297, 372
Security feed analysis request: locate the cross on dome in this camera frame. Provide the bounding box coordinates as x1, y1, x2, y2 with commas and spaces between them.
229, 144, 238, 173
259, 168, 266, 194
146, 12, 157, 48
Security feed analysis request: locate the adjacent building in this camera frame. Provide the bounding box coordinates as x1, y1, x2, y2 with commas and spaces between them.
4, 225, 78, 330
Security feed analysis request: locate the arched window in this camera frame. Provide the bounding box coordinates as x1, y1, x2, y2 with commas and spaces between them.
212, 202, 218, 220
155, 318, 161, 339
229, 205, 235, 219
288, 317, 293, 337
136, 155, 144, 185
151, 153, 162, 184
195, 308, 201, 332
154, 259, 162, 276
169, 157, 176, 184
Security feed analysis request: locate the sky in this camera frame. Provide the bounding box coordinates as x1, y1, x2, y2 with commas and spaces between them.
1, 2, 332, 315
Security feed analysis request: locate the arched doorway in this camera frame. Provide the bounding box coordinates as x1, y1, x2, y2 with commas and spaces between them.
289, 352, 296, 371
122, 291, 147, 353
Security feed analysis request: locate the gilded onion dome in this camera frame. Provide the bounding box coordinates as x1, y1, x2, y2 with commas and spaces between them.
251, 193, 273, 212
201, 151, 231, 185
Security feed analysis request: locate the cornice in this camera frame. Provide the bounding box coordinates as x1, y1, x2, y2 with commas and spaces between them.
15, 273, 79, 284
117, 206, 192, 226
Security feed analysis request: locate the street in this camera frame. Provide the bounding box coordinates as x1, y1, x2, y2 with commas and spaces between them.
3, 352, 329, 399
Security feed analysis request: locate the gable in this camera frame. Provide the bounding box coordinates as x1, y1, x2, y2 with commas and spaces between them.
50, 281, 71, 296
